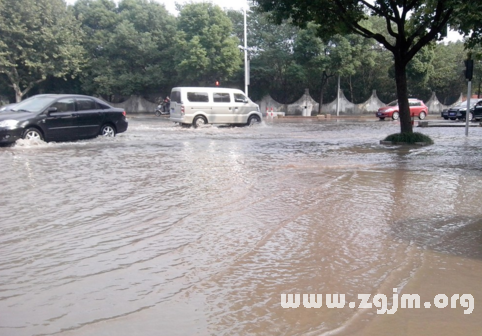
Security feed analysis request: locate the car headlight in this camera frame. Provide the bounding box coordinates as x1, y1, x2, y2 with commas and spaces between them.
0, 120, 19, 129
460, 108, 466, 112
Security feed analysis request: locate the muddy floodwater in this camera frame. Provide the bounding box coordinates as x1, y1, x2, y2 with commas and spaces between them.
1, 117, 482, 336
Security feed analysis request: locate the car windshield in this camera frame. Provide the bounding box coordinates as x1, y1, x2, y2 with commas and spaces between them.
387, 100, 398, 107
11, 96, 57, 113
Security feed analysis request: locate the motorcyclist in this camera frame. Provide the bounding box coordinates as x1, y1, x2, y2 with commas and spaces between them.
163, 96, 170, 113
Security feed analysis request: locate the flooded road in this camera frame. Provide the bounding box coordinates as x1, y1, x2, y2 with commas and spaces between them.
1, 117, 482, 336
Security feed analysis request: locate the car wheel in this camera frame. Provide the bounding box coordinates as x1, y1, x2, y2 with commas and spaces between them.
192, 115, 207, 128
379, 117, 385, 121
418, 111, 426, 120
392, 112, 399, 120
100, 124, 116, 137
23, 128, 43, 141
468, 112, 474, 121
443, 117, 448, 120
450, 118, 456, 120
247, 115, 261, 126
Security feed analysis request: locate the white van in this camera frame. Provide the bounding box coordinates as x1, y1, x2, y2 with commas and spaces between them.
169, 87, 262, 127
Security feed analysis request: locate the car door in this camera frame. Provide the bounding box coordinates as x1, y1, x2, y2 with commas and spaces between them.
43, 98, 78, 141
409, 100, 422, 116
75, 97, 104, 138
232, 93, 251, 123
211, 92, 232, 123
473, 101, 482, 119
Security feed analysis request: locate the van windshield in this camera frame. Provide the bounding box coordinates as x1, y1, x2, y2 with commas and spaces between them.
234, 93, 247, 103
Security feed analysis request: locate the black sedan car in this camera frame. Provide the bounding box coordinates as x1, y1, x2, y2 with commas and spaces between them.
0, 94, 128, 144
445, 99, 482, 121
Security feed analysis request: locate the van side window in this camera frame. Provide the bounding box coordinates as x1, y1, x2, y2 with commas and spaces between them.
171, 91, 181, 103
234, 93, 247, 103
187, 92, 209, 102
213, 93, 230, 103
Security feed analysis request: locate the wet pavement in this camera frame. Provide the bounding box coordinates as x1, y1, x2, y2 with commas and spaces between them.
1, 117, 481, 336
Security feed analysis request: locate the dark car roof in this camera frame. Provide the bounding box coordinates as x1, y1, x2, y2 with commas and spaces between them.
23, 94, 117, 107
29, 94, 105, 100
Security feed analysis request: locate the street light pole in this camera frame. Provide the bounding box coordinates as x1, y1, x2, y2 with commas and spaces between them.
244, 4, 248, 96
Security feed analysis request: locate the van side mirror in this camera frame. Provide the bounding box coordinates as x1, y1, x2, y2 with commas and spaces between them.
243, 99, 249, 104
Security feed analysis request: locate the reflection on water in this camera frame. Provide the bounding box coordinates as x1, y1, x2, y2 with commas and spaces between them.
0, 118, 481, 336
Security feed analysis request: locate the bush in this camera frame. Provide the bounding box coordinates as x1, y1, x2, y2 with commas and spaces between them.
383, 132, 434, 145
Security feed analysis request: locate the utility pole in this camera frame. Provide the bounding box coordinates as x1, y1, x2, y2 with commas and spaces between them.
336, 74, 340, 116
244, 4, 248, 96
465, 58, 474, 137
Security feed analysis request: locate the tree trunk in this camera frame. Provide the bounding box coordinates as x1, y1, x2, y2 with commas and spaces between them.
317, 71, 329, 114
349, 75, 354, 103
318, 86, 324, 114
394, 58, 413, 134
13, 84, 22, 103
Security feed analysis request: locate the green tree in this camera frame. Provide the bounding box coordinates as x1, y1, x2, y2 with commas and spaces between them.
227, 8, 304, 102
293, 23, 378, 110
293, 23, 333, 110
175, 3, 242, 86
452, 1, 482, 49
74, 0, 177, 96
0, 0, 85, 102
254, 0, 456, 134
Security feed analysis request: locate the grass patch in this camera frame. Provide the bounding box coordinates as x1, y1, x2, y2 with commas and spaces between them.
383, 132, 434, 145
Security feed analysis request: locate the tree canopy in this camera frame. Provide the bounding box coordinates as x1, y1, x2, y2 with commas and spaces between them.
0, 0, 477, 109
253, 0, 458, 133
173, 3, 242, 86
73, 0, 177, 96
0, 0, 85, 102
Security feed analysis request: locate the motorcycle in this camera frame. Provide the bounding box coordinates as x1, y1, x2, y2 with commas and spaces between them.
155, 102, 170, 116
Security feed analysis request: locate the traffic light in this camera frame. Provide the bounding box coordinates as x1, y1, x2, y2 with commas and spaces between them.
215, 80, 220, 86
465, 59, 474, 81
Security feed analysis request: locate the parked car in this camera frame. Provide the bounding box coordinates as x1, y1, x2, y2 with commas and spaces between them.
376, 98, 428, 121
445, 99, 482, 121
169, 87, 261, 128
0, 94, 128, 144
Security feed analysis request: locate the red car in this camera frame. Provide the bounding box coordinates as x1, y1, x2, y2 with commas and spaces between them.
376, 98, 428, 121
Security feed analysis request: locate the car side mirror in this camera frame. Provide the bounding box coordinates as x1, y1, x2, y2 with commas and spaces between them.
47, 107, 58, 114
